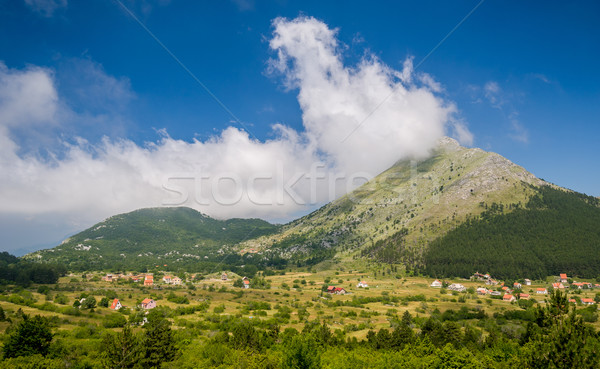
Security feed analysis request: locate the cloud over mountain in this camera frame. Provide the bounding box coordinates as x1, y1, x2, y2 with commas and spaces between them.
0, 16, 470, 251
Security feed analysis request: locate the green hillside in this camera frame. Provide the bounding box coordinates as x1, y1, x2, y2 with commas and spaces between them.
26, 207, 279, 272
423, 186, 600, 279
239, 137, 546, 268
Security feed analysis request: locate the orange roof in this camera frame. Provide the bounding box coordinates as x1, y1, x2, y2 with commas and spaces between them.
503, 294, 514, 300
519, 293, 530, 298
537, 288, 546, 291
110, 299, 120, 309
145, 275, 153, 280
141, 298, 153, 304
243, 280, 250, 284
581, 298, 595, 303
560, 273, 567, 279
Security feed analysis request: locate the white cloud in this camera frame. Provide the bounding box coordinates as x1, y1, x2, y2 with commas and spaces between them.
24, 0, 67, 17
0, 16, 471, 251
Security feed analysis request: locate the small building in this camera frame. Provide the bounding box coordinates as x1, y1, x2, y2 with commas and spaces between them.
144, 275, 153, 286
326, 286, 346, 295
536, 288, 547, 295
519, 293, 530, 299
552, 282, 565, 289
501, 286, 509, 291
141, 298, 156, 309
356, 281, 369, 288
162, 275, 172, 284
524, 279, 532, 286
581, 298, 595, 305
513, 282, 522, 289
172, 277, 182, 286
559, 273, 568, 283
430, 280, 442, 288
243, 280, 250, 289
503, 294, 516, 302
490, 291, 502, 296
110, 298, 122, 310
102, 274, 113, 282
221, 273, 228, 281
476, 288, 488, 295
572, 282, 585, 289
569, 299, 577, 303
448, 283, 466, 292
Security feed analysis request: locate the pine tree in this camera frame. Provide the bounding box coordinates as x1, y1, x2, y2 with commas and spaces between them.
101, 324, 140, 369
140, 310, 178, 368
3, 315, 53, 358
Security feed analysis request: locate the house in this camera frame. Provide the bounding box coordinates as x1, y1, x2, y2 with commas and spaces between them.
501, 286, 509, 291
524, 279, 532, 286
536, 288, 547, 295
490, 291, 502, 296
141, 298, 156, 309
172, 277, 182, 286
243, 280, 250, 289
513, 282, 522, 289
333, 287, 346, 295
503, 294, 516, 302
144, 275, 153, 286
559, 273, 568, 283
519, 293, 530, 299
430, 280, 442, 288
569, 299, 577, 303
552, 282, 565, 289
110, 299, 122, 310
581, 298, 595, 305
221, 273, 228, 281
448, 283, 466, 292
595, 284, 600, 289
162, 275, 172, 284
132, 276, 141, 283
476, 288, 488, 295
102, 274, 113, 282
572, 282, 585, 289
356, 281, 369, 288
326, 286, 346, 295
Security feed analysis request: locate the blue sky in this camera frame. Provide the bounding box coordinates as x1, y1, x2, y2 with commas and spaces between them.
0, 0, 599, 254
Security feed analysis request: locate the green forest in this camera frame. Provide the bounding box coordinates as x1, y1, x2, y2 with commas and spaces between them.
423, 186, 600, 279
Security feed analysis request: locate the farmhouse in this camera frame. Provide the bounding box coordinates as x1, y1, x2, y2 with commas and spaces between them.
581, 298, 595, 305
552, 283, 565, 289
536, 288, 547, 295
559, 273, 568, 283
162, 275, 172, 284
141, 298, 156, 309
503, 294, 515, 302
172, 277, 182, 285
243, 280, 250, 289
144, 275, 153, 286
519, 293, 530, 299
326, 286, 347, 295
430, 280, 442, 288
110, 298, 122, 310
356, 281, 369, 288
524, 279, 532, 286
513, 282, 522, 289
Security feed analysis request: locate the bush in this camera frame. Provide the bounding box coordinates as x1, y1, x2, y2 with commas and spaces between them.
103, 313, 127, 328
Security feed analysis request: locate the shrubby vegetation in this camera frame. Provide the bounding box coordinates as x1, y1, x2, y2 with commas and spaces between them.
0, 252, 66, 286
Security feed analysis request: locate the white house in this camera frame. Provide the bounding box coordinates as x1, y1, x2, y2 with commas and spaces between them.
448, 283, 466, 292
430, 280, 443, 288
524, 279, 532, 286
356, 281, 369, 288
536, 288, 548, 295
110, 298, 122, 310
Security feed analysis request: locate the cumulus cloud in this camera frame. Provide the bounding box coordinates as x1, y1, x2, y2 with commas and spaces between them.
0, 16, 472, 251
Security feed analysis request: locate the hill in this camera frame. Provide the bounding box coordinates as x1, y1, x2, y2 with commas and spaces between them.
239, 137, 549, 269
25, 207, 279, 272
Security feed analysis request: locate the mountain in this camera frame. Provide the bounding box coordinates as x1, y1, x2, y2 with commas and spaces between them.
27, 138, 600, 279
238, 138, 600, 278
25, 207, 279, 271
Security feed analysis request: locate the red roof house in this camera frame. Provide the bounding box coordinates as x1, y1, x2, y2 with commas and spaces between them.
109, 298, 122, 310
